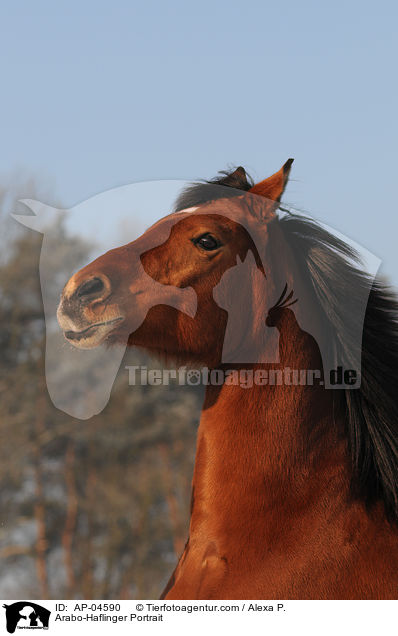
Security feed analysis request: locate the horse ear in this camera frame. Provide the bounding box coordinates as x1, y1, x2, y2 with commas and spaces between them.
219, 166, 250, 190
249, 158, 293, 202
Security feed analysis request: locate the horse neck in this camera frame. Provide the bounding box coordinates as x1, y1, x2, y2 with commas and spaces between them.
190, 314, 350, 546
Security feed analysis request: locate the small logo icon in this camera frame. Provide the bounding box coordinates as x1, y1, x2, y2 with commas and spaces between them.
2, 602, 51, 633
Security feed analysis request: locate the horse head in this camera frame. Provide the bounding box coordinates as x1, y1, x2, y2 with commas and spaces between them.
57, 161, 293, 367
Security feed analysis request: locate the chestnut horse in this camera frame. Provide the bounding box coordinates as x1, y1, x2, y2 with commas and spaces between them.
57, 161, 398, 599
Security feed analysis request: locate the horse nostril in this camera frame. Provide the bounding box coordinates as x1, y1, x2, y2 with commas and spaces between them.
77, 277, 107, 300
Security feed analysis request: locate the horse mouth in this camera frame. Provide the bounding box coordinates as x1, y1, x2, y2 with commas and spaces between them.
64, 317, 124, 348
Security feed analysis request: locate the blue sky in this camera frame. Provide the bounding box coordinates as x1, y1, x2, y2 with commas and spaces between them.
1, 1, 398, 280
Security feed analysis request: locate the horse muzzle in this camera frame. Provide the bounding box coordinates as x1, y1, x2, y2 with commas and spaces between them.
57, 272, 124, 349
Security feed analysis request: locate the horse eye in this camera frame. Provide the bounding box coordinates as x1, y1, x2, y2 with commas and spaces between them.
193, 234, 220, 251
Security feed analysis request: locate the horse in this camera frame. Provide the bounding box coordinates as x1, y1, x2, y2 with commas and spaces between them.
57, 160, 398, 599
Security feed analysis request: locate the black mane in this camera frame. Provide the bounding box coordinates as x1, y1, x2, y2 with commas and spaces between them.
176, 167, 398, 522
